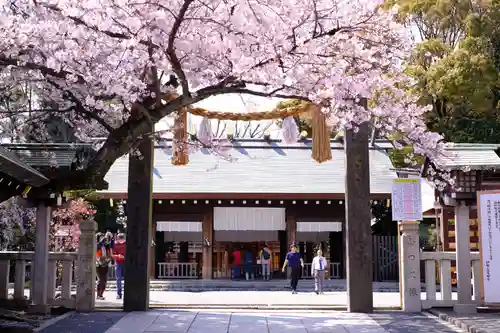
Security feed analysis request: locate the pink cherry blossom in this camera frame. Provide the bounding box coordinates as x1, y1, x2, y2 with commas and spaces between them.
0, 0, 445, 183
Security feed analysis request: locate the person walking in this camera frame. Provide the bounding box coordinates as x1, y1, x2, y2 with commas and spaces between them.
311, 249, 327, 294
260, 244, 272, 280
281, 244, 304, 294
96, 232, 113, 300
112, 233, 126, 299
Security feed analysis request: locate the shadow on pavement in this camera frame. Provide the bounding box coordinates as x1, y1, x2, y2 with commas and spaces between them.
38, 312, 126, 333
371, 312, 461, 333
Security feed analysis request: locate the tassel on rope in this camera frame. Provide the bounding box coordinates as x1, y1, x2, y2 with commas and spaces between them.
197, 117, 213, 145
310, 104, 332, 163
281, 116, 300, 144
172, 109, 190, 165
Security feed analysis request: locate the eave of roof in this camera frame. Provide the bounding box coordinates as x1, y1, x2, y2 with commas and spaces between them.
0, 147, 50, 187
423, 143, 500, 172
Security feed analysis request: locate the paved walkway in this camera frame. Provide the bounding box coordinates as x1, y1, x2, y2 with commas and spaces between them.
39, 310, 465, 333
429, 309, 500, 333
95, 290, 457, 308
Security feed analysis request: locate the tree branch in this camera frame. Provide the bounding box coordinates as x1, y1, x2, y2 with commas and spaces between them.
41, 3, 157, 50
166, 0, 194, 95
46, 80, 114, 133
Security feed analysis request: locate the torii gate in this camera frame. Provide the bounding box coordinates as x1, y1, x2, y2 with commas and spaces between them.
122, 97, 373, 313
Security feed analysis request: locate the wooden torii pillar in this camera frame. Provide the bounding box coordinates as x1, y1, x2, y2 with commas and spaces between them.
344, 120, 373, 313
123, 122, 154, 312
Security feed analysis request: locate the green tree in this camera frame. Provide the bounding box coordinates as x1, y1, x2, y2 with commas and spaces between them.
387, 0, 500, 143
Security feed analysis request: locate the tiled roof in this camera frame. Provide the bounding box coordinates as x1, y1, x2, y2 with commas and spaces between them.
434, 143, 500, 170
0, 143, 95, 168
100, 139, 397, 196
0, 146, 49, 187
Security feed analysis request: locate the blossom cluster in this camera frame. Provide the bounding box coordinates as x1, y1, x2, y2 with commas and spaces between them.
0, 0, 445, 173
0, 196, 95, 251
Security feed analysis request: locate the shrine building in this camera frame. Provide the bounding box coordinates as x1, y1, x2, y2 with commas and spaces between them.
98, 138, 398, 280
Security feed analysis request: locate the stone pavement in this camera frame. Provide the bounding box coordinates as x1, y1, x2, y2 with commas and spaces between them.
38, 312, 126, 333
429, 309, 500, 333
95, 290, 457, 308
39, 310, 466, 333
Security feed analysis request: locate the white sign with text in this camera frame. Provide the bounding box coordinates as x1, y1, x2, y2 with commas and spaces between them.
391, 178, 423, 221
478, 191, 500, 304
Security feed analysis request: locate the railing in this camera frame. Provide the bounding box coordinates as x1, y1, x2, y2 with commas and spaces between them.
0, 251, 78, 309
329, 262, 341, 279
420, 251, 481, 309
301, 262, 341, 279
158, 262, 199, 279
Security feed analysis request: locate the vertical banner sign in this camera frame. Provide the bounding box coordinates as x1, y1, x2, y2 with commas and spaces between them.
477, 191, 500, 305
391, 178, 423, 221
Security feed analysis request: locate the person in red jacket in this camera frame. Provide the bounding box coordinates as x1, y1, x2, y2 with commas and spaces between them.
112, 233, 126, 299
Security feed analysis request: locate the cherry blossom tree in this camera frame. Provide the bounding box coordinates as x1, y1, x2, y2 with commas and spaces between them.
0, 197, 36, 250
0, 196, 95, 251
51, 197, 96, 251
0, 0, 444, 190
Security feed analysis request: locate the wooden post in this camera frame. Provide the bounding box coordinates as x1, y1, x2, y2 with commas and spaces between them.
202, 211, 213, 279
286, 213, 297, 246
344, 120, 373, 313
216, 244, 222, 278
123, 130, 154, 312
150, 222, 156, 279
31, 203, 52, 313
0, 260, 9, 300
286, 211, 297, 278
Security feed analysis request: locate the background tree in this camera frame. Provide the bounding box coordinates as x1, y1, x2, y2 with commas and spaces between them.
387, 0, 500, 143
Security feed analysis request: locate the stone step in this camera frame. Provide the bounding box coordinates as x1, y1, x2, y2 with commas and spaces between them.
101, 280, 403, 292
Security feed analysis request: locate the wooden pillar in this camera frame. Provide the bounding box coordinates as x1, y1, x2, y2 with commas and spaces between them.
150, 222, 156, 279
305, 242, 314, 263
286, 211, 296, 277
202, 211, 213, 279
441, 208, 453, 250
31, 203, 52, 313
216, 244, 222, 278
223, 247, 229, 278
286, 212, 296, 247
278, 230, 288, 276
123, 130, 153, 312
330, 231, 343, 278
344, 120, 373, 313
155, 228, 165, 278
